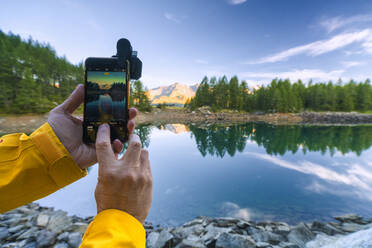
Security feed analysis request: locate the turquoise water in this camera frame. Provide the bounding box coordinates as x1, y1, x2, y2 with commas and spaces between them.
37, 123, 372, 226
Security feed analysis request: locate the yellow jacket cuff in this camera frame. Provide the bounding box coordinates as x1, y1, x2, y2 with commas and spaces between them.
81, 209, 146, 248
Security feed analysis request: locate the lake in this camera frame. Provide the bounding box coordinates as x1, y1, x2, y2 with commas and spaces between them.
37, 123, 372, 226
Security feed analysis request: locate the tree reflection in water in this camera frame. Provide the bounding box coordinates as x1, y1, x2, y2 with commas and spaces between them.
133, 123, 372, 158
189, 123, 372, 157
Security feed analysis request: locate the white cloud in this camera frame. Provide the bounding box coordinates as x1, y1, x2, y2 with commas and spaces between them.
227, 0, 247, 5
362, 41, 372, 55
344, 50, 364, 56
221, 202, 273, 221
240, 69, 344, 82
164, 12, 181, 23
341, 61, 365, 68
195, 59, 208, 64
246, 152, 372, 201
320, 15, 372, 33
248, 29, 372, 64
222, 202, 252, 220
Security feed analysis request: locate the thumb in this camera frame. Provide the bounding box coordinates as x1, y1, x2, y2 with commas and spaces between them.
55, 84, 84, 114
96, 124, 115, 165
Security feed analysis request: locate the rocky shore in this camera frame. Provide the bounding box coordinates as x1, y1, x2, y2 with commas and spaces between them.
141, 108, 372, 126
1, 204, 372, 248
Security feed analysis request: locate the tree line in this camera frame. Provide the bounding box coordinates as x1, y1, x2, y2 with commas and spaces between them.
186, 76, 372, 113
0, 31, 151, 114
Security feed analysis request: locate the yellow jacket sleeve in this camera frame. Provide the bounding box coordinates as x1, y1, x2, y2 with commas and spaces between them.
0, 123, 145, 247
81, 209, 146, 248
0, 122, 87, 213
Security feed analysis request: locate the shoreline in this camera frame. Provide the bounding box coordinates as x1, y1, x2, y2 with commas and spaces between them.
0, 204, 371, 248
1, 110, 372, 134
137, 108, 372, 126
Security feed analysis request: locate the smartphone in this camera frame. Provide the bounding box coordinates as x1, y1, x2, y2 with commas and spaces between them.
83, 57, 130, 144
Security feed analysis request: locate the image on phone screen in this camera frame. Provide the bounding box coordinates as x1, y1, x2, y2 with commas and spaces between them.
84, 70, 127, 142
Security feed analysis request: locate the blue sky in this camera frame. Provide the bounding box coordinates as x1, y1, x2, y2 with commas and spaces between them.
1, 0, 372, 89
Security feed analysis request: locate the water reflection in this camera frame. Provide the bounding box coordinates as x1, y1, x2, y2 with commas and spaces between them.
36, 122, 372, 226
140, 123, 372, 157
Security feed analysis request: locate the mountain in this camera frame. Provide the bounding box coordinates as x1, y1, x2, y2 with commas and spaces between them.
147, 82, 199, 105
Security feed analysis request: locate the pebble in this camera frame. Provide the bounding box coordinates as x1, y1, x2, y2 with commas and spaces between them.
36, 214, 49, 227
36, 231, 57, 248
54, 242, 69, 248
68, 232, 83, 247
0, 227, 9, 241
1, 204, 372, 248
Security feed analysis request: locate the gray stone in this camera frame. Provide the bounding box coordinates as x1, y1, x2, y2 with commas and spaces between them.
4, 213, 23, 221
9, 217, 28, 227
8, 224, 25, 233
334, 214, 363, 223
278, 241, 300, 248
68, 232, 83, 248
69, 222, 88, 233
175, 238, 206, 248
287, 223, 314, 248
215, 233, 256, 248
251, 230, 286, 245
274, 223, 291, 235
176, 239, 206, 248
36, 231, 57, 248
176, 224, 205, 239
17, 227, 38, 240
22, 241, 38, 248
182, 218, 205, 228
146, 232, 160, 248
340, 222, 365, 233
47, 211, 72, 234
54, 242, 69, 248
201, 224, 232, 245
311, 221, 344, 235
7, 229, 27, 241
0, 227, 9, 241
16, 206, 34, 215
154, 229, 174, 248
57, 232, 70, 242
256, 241, 271, 247
213, 217, 239, 228
236, 220, 251, 229
36, 214, 49, 227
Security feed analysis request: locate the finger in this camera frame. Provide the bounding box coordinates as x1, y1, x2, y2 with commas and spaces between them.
127, 120, 135, 134
129, 108, 137, 120
140, 149, 150, 171
96, 124, 115, 164
56, 84, 84, 114
113, 139, 123, 158
121, 134, 142, 165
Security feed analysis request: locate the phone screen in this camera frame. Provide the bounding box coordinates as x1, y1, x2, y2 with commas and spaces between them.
84, 70, 128, 143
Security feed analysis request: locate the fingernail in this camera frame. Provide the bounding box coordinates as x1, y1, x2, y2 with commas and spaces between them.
99, 123, 109, 131
129, 134, 141, 143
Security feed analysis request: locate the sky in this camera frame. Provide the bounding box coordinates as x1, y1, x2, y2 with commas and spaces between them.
1, 0, 372, 89
88, 71, 126, 85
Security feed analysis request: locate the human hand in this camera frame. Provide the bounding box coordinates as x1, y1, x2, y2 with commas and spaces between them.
48, 84, 137, 169
94, 124, 153, 223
